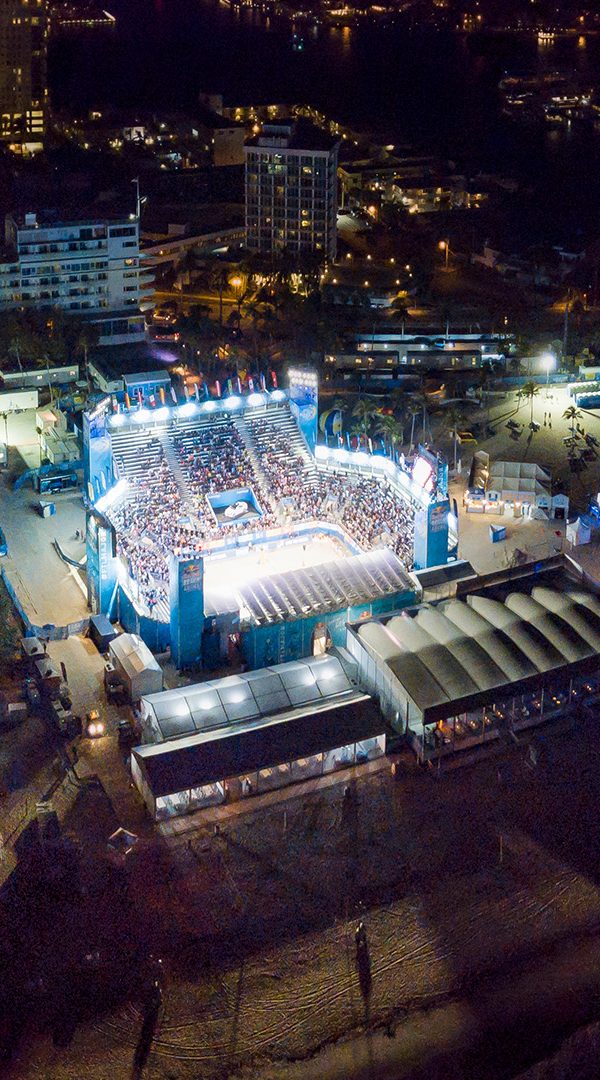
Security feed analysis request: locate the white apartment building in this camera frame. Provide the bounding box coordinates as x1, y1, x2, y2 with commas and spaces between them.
244, 121, 339, 262
0, 212, 152, 344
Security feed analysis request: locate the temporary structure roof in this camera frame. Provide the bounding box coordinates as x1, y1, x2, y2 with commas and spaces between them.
487, 460, 551, 503
352, 578, 600, 724
236, 548, 413, 626
133, 694, 384, 798
109, 633, 163, 700
140, 653, 356, 744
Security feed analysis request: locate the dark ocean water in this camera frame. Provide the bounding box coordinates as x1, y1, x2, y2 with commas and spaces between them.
48, 5, 600, 235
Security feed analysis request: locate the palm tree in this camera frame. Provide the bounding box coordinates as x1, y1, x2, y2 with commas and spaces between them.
74, 322, 100, 388
446, 406, 466, 471
389, 390, 407, 444
176, 307, 220, 375
563, 405, 582, 438
209, 266, 230, 327
520, 381, 540, 425
477, 365, 495, 427
349, 420, 366, 449
7, 336, 24, 372
407, 401, 421, 452
410, 392, 431, 444
175, 246, 198, 290
374, 414, 403, 459
352, 397, 379, 439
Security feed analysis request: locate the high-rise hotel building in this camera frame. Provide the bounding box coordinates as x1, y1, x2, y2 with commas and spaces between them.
244, 121, 339, 262
0, 0, 48, 152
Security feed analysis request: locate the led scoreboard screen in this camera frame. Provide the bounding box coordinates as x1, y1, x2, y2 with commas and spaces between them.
412, 454, 436, 495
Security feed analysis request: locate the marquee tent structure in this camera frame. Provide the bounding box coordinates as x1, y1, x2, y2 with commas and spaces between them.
346, 558, 600, 760
131, 653, 387, 818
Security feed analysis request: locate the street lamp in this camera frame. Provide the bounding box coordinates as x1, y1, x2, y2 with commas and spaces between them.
541, 351, 555, 386
230, 276, 243, 313
438, 239, 450, 271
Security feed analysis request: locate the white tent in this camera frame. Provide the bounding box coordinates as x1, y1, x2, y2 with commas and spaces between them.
566, 516, 591, 547
109, 633, 163, 702
487, 461, 551, 507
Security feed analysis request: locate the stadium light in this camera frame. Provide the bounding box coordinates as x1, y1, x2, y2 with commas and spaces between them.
154, 406, 170, 421
95, 477, 128, 513
179, 401, 197, 417
247, 393, 265, 407
108, 413, 126, 427
270, 389, 286, 402
223, 395, 242, 409
134, 408, 151, 423
201, 400, 217, 412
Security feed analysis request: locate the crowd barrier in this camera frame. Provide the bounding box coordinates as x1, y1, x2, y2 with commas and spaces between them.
53, 539, 86, 569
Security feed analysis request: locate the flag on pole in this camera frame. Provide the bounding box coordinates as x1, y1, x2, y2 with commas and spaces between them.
170, 385, 178, 404
194, 383, 200, 401
248, 377, 254, 393
260, 373, 266, 390
183, 382, 189, 399
271, 370, 278, 389
124, 392, 131, 410
227, 378, 233, 395
236, 376, 242, 394
215, 380, 221, 398
159, 386, 166, 405
137, 389, 143, 407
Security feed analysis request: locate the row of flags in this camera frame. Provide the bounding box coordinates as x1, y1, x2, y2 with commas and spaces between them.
117, 371, 278, 413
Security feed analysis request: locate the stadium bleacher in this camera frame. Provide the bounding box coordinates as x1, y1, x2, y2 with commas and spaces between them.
107, 402, 415, 616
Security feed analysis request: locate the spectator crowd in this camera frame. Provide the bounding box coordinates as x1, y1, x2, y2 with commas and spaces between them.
108, 412, 416, 615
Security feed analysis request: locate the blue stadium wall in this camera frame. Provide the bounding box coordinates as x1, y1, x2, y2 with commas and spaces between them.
116, 586, 171, 653
240, 586, 417, 670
